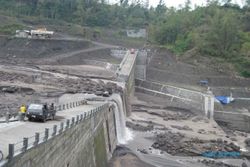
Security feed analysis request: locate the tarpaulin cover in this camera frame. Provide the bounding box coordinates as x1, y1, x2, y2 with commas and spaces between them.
215, 96, 231, 104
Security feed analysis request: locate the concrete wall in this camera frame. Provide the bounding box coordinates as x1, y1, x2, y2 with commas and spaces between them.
214, 111, 250, 133
117, 51, 137, 116
135, 51, 147, 80
3, 104, 117, 167
135, 79, 206, 114
126, 29, 146, 38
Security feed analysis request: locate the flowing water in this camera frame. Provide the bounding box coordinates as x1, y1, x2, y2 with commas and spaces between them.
110, 94, 133, 144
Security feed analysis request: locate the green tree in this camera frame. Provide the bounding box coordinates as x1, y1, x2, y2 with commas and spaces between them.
198, 8, 240, 57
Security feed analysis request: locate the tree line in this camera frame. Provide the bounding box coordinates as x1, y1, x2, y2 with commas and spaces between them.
0, 0, 249, 76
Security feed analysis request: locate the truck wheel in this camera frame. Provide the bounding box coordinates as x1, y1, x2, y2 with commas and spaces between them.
43, 117, 46, 123
28, 118, 32, 121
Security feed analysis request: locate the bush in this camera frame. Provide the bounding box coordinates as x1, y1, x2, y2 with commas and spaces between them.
241, 70, 250, 78
0, 24, 24, 35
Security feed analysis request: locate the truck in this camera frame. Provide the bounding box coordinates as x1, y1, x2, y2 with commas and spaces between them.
30, 28, 54, 39
26, 103, 56, 122
16, 28, 54, 39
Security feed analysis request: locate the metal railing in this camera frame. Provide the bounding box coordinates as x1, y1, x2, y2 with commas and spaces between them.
4, 103, 108, 161
0, 100, 88, 123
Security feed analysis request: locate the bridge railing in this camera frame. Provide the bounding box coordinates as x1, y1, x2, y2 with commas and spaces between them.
1, 103, 109, 162
0, 100, 88, 124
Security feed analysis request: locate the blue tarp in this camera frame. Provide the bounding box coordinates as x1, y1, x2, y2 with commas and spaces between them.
215, 96, 233, 104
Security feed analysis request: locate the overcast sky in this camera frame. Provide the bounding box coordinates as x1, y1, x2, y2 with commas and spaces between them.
148, 0, 244, 7
110, 0, 245, 8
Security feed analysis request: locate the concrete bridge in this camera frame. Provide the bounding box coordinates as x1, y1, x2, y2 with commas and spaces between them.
0, 50, 137, 167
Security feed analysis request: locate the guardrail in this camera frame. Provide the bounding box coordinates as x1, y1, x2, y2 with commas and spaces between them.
0, 100, 88, 124
1, 103, 108, 163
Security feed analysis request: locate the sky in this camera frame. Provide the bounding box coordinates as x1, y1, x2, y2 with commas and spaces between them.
110, 0, 245, 8
148, 0, 245, 8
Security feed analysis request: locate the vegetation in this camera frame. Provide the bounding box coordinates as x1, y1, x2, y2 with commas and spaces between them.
0, 0, 249, 77
0, 24, 24, 35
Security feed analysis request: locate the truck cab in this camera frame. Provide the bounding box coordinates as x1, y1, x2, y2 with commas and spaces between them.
26, 103, 56, 122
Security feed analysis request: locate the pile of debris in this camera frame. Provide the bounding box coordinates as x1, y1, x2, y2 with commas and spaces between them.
163, 112, 192, 121
152, 131, 241, 157
0, 86, 34, 94
56, 78, 123, 96
126, 121, 154, 132
198, 159, 241, 167
0, 71, 28, 82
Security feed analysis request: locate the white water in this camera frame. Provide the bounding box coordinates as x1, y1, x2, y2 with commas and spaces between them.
110, 94, 133, 144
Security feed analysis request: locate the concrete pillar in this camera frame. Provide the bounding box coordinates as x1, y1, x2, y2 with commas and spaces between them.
22, 138, 28, 152
5, 112, 10, 123
209, 96, 215, 119
204, 90, 215, 119
52, 125, 57, 136
44, 128, 49, 141
204, 96, 209, 117
76, 115, 79, 124
59, 122, 64, 133
71, 117, 75, 126
66, 119, 70, 128
34, 133, 40, 146
8, 144, 14, 159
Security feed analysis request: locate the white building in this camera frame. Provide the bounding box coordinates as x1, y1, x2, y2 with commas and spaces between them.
126, 29, 147, 38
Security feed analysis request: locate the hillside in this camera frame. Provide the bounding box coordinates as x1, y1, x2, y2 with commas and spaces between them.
0, 0, 249, 77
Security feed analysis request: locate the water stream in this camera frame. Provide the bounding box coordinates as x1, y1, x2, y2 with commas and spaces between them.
110, 94, 133, 144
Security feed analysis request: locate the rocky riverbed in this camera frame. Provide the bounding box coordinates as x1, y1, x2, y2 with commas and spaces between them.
152, 131, 241, 156
123, 93, 250, 167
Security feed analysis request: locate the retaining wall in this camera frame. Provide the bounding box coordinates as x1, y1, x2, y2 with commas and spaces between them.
214, 111, 250, 133
135, 51, 147, 80
135, 79, 206, 114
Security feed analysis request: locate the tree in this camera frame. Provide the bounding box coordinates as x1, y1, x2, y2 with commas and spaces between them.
184, 0, 191, 11
156, 0, 166, 15
245, 0, 250, 7
199, 8, 240, 57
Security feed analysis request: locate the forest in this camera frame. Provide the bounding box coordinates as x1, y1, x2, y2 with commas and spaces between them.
0, 0, 249, 76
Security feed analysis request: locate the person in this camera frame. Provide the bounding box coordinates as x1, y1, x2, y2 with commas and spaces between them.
50, 103, 54, 110
19, 104, 26, 121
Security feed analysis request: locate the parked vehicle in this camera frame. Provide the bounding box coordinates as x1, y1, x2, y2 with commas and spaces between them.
26, 103, 56, 122
130, 48, 135, 54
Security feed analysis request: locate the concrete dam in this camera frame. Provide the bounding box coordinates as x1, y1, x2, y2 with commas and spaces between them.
0, 47, 249, 167
0, 50, 137, 167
